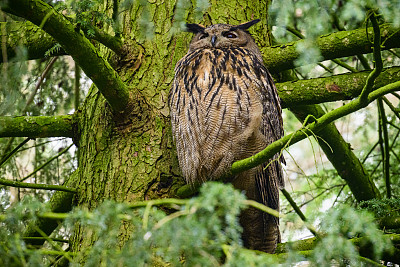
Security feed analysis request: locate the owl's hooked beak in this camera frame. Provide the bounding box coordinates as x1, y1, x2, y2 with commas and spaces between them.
211, 35, 217, 47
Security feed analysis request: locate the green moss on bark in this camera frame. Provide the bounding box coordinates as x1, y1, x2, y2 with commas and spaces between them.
0, 115, 73, 138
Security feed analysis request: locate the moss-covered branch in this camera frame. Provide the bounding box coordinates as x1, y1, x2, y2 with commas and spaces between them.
0, 21, 63, 62
0, 115, 73, 138
277, 66, 400, 107
290, 104, 380, 201
2, 0, 130, 113
230, 80, 400, 177
80, 24, 124, 55
0, 177, 76, 193
263, 24, 400, 72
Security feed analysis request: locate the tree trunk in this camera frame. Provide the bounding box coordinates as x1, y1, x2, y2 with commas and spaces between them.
69, 0, 272, 257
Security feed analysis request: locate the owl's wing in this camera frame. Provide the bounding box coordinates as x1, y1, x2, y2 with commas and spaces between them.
241, 53, 284, 220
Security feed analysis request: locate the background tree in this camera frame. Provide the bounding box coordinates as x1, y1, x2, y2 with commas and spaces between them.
0, 0, 399, 266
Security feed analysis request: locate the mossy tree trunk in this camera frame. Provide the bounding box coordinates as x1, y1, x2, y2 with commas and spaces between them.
65, 0, 273, 255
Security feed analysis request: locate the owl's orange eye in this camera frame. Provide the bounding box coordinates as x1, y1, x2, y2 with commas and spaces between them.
199, 33, 209, 39
222, 31, 237, 38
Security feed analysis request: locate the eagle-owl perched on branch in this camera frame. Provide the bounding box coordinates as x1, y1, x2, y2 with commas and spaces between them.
169, 19, 284, 253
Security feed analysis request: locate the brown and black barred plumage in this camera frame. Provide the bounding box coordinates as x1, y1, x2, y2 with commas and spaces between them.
169, 20, 284, 253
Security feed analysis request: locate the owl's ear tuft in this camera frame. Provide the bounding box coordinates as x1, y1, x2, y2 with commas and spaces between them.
185, 23, 206, 33
230, 19, 261, 31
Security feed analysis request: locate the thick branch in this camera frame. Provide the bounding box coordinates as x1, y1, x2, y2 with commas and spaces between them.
263, 24, 400, 72
277, 66, 400, 108
290, 104, 380, 201
0, 115, 73, 138
0, 21, 63, 62
2, 0, 130, 113
80, 24, 125, 55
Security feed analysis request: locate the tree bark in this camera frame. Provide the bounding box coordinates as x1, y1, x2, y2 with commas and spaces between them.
63, 0, 273, 259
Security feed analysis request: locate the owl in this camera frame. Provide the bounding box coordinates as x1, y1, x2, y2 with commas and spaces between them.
169, 19, 284, 253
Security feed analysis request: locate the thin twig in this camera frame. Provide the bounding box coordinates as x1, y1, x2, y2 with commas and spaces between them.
0, 137, 30, 167
388, 49, 400, 59
281, 188, 307, 222
377, 99, 391, 198
21, 144, 73, 182
0, 144, 74, 192
289, 184, 346, 211
281, 188, 319, 237
331, 58, 358, 72
357, 54, 371, 70
23, 57, 58, 113
382, 96, 400, 119
362, 141, 379, 164
0, 177, 76, 193
74, 63, 81, 109
22, 237, 69, 243
331, 184, 346, 207
33, 226, 73, 262
392, 92, 400, 100
359, 11, 383, 104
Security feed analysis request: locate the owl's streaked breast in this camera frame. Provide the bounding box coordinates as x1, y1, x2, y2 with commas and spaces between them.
170, 47, 269, 184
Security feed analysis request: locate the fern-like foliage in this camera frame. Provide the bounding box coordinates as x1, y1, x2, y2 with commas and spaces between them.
0, 183, 395, 266
44, 43, 62, 58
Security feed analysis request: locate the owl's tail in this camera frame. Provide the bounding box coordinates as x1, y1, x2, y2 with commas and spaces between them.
232, 162, 281, 253
240, 206, 280, 253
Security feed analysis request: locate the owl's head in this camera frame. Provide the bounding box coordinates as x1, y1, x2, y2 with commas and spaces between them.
185, 19, 261, 54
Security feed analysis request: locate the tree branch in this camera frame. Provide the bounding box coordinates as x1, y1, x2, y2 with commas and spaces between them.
359, 12, 383, 104
277, 66, 400, 108
2, 0, 131, 113
262, 24, 400, 72
80, 24, 125, 55
0, 177, 76, 193
0, 115, 74, 138
0, 21, 64, 63
377, 99, 391, 198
